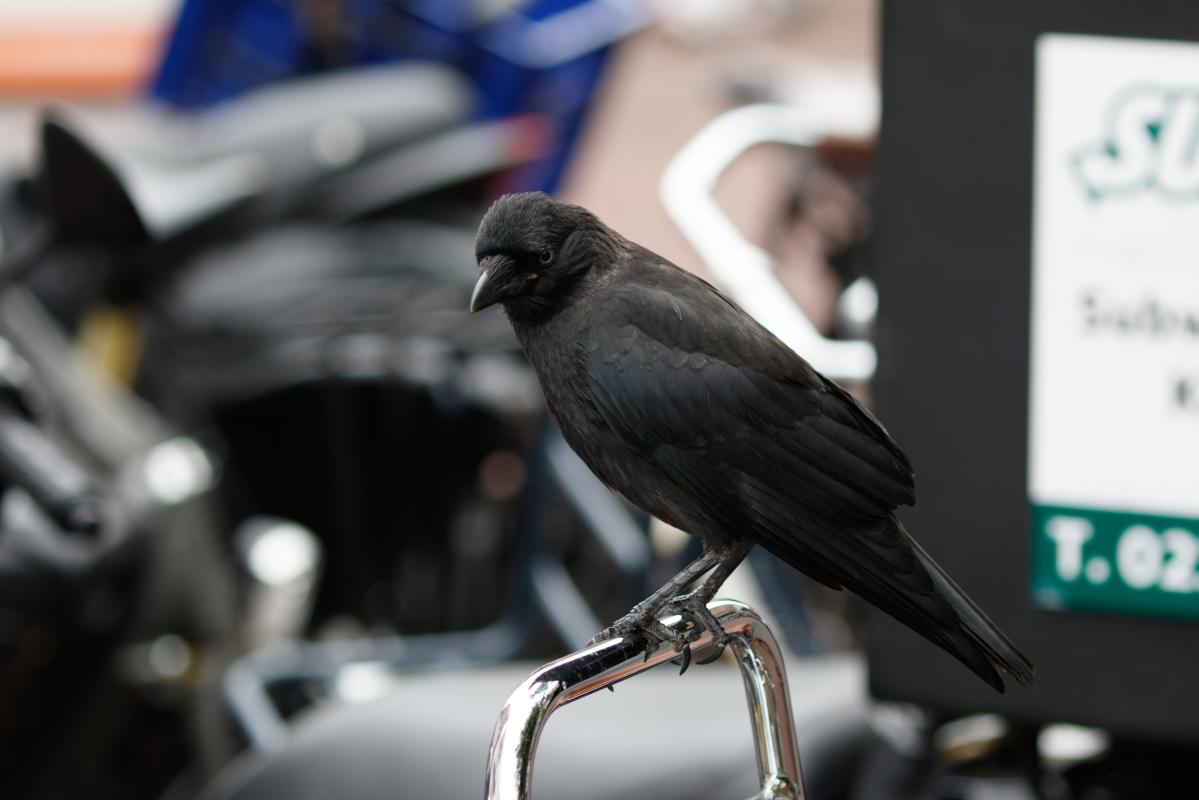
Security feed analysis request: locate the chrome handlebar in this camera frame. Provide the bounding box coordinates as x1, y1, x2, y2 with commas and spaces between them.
484, 599, 806, 800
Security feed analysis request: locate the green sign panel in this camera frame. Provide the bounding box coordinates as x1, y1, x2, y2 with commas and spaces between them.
1032, 505, 1199, 620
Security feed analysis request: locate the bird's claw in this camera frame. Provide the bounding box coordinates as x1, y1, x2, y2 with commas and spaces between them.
667, 592, 730, 664
591, 594, 727, 675
590, 612, 696, 672
673, 642, 692, 675
589, 617, 675, 648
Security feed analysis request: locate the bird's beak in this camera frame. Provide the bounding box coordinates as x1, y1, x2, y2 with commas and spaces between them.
470, 255, 511, 313
469, 270, 494, 313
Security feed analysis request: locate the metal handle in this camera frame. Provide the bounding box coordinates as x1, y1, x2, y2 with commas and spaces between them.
484, 599, 805, 800
660, 103, 876, 383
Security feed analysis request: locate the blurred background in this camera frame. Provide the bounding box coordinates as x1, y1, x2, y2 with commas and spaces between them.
0, 1, 1196, 798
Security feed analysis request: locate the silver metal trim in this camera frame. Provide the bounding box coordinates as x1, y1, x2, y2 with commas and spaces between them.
660, 103, 876, 383
484, 600, 805, 800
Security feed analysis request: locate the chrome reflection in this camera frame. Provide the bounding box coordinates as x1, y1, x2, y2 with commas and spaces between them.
484, 599, 805, 800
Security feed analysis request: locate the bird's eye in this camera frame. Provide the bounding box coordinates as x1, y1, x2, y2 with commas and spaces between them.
539, 248, 554, 265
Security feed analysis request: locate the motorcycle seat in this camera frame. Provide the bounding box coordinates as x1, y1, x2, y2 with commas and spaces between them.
199, 654, 868, 800
39, 63, 476, 245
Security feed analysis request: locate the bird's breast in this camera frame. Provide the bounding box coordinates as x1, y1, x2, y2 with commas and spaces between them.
510, 308, 725, 542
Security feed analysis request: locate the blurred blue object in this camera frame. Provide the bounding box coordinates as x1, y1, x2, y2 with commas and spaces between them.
150, 0, 648, 193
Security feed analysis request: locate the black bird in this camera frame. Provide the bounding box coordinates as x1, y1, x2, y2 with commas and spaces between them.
470, 192, 1034, 692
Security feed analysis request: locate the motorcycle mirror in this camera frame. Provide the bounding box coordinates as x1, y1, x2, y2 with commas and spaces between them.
39, 112, 150, 248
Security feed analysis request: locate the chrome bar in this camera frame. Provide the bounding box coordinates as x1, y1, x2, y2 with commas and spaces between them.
660, 103, 877, 383
484, 600, 805, 800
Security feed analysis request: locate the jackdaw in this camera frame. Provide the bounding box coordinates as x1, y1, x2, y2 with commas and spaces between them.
470, 192, 1033, 692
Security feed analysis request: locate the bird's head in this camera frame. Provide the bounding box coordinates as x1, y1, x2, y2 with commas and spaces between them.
470, 192, 615, 324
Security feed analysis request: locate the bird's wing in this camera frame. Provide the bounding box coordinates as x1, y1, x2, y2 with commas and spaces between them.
583, 276, 915, 527
584, 274, 928, 587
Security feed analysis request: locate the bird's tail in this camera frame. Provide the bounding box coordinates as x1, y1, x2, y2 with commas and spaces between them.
900, 522, 1035, 692
749, 490, 1035, 692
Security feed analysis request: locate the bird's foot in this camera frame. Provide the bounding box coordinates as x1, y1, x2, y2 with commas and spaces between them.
589, 591, 732, 675
589, 610, 700, 674
666, 591, 729, 666
588, 615, 676, 649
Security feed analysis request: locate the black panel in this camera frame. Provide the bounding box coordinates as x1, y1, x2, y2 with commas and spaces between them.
869, 0, 1199, 741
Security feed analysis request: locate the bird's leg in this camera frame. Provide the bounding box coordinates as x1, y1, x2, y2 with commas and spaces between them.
667, 541, 753, 665
588, 547, 722, 648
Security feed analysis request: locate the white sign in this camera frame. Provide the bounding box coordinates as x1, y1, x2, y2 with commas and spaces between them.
1030, 33, 1199, 521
